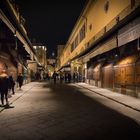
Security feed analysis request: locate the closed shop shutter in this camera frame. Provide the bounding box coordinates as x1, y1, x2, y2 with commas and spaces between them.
114, 55, 137, 86
92, 63, 101, 86
102, 64, 113, 89
136, 63, 140, 85
93, 64, 101, 81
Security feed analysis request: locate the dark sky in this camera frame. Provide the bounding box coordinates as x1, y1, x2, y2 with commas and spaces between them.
15, 0, 88, 57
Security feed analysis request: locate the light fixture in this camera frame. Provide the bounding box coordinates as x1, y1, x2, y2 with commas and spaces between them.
84, 64, 87, 69
14, 30, 17, 37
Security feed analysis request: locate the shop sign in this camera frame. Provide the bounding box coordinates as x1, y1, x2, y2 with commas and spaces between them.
118, 17, 140, 46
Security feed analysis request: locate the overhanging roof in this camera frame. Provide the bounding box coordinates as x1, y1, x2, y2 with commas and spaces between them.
0, 0, 36, 56
71, 5, 140, 62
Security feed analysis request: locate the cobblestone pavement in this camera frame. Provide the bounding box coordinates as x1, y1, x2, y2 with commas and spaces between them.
0, 82, 140, 140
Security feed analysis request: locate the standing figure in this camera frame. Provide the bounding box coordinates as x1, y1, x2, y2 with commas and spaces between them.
52, 71, 57, 84
17, 73, 23, 89
65, 73, 68, 83
9, 73, 15, 94
60, 72, 64, 84
35, 71, 41, 81
0, 70, 9, 106
73, 73, 76, 83
68, 73, 71, 83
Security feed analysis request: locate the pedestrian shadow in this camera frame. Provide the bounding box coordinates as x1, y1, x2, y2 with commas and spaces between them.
0, 105, 4, 107
43, 84, 49, 88
4, 104, 15, 109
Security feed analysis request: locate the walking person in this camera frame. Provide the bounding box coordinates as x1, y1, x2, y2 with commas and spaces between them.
68, 73, 71, 83
0, 70, 10, 106
9, 73, 15, 94
65, 73, 68, 83
17, 73, 23, 89
52, 71, 57, 84
60, 72, 64, 84
73, 73, 76, 83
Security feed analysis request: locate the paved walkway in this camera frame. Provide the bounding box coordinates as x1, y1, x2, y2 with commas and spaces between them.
0, 82, 36, 112
0, 82, 140, 140
1, 82, 140, 124
76, 82, 140, 124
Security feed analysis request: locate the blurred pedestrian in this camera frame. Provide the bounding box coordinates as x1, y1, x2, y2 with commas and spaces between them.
65, 73, 68, 83
9, 73, 15, 94
68, 73, 71, 83
73, 73, 76, 82
60, 72, 64, 84
52, 71, 57, 84
17, 73, 23, 89
0, 70, 9, 106
35, 71, 41, 81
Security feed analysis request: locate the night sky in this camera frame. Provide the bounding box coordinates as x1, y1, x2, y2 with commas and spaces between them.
15, 0, 88, 57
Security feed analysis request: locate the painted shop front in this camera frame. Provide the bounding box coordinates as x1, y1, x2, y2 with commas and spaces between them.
114, 54, 138, 97
0, 53, 17, 80
86, 35, 117, 88
114, 16, 140, 98
71, 60, 83, 82
86, 16, 140, 98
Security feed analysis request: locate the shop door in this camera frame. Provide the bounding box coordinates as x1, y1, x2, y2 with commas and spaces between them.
102, 66, 113, 89
136, 63, 140, 85
120, 67, 126, 94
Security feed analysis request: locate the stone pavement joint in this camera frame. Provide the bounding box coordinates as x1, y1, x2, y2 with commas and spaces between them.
9, 86, 34, 105
76, 83, 140, 112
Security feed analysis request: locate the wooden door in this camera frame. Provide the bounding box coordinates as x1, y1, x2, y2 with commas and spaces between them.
102, 65, 113, 89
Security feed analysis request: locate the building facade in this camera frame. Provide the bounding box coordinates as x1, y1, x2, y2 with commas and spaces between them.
56, 45, 65, 71
58, 0, 140, 98
0, 0, 39, 83
47, 58, 56, 77
31, 43, 47, 80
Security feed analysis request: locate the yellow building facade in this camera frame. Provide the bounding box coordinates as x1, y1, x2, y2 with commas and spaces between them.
0, 0, 40, 83
59, 0, 140, 98
60, 0, 138, 66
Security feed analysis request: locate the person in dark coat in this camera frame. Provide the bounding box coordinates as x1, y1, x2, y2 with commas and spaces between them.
52, 71, 57, 84
68, 73, 71, 83
9, 73, 15, 94
73, 73, 76, 83
60, 72, 64, 84
17, 73, 23, 89
0, 70, 9, 106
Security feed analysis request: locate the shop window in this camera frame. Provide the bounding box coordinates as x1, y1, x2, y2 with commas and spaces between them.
89, 24, 92, 31
79, 23, 85, 42
104, 1, 109, 13
71, 42, 75, 52
75, 35, 79, 47
131, 0, 135, 9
